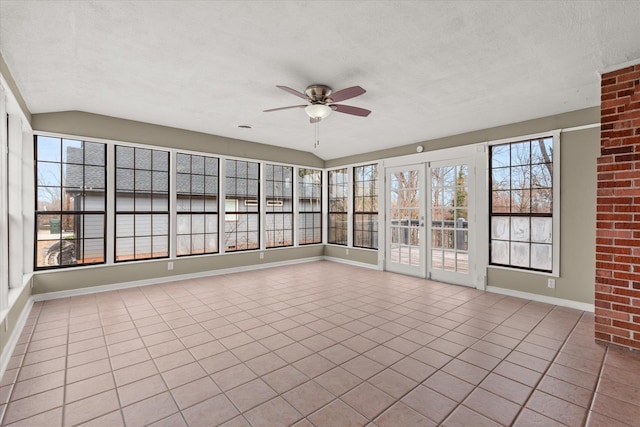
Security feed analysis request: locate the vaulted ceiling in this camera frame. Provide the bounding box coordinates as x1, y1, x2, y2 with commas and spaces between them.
1, 1, 640, 160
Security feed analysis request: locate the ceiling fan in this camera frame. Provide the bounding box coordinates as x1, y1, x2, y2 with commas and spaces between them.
264, 84, 371, 123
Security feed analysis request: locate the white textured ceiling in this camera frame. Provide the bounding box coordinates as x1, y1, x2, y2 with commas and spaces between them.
1, 1, 640, 160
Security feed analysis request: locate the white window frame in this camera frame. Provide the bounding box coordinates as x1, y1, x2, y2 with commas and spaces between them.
487, 130, 561, 277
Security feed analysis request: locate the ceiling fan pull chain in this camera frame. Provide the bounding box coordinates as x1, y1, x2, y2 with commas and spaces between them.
315, 121, 320, 148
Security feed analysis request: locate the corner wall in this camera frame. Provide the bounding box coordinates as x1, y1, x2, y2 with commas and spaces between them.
595, 63, 640, 351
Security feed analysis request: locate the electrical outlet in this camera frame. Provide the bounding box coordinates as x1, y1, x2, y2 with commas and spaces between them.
547, 278, 556, 289
346, 249, 349, 255
260, 252, 264, 259
168, 261, 174, 270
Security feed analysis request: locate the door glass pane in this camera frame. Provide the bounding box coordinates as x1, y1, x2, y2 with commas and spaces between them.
389, 169, 420, 268
431, 164, 469, 275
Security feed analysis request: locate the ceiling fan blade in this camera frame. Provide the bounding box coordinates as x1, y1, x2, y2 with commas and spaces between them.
263, 105, 307, 112
276, 85, 308, 100
309, 117, 321, 124
329, 86, 366, 103
331, 104, 371, 117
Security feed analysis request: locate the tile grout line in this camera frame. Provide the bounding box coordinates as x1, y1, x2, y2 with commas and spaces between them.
583, 318, 609, 427
508, 307, 590, 426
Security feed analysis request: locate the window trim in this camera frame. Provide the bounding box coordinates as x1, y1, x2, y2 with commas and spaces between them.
114, 145, 170, 263
488, 130, 560, 277
263, 164, 294, 249
175, 152, 220, 257
34, 136, 108, 270
353, 163, 379, 250
223, 159, 261, 253
298, 167, 322, 246
327, 167, 349, 246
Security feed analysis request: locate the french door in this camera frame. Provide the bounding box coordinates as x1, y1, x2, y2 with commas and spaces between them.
385, 158, 475, 286
428, 158, 475, 286
385, 165, 426, 277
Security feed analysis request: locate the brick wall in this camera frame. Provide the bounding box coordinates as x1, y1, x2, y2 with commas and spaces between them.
596, 64, 640, 351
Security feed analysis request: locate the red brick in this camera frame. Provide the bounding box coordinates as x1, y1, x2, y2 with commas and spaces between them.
616, 70, 640, 83
596, 292, 630, 305
612, 303, 640, 315
595, 307, 630, 321
595, 323, 630, 338
602, 66, 636, 79
613, 287, 640, 298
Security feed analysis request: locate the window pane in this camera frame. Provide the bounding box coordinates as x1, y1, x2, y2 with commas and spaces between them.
37, 137, 61, 162
511, 217, 530, 242
492, 240, 509, 265
511, 141, 530, 166
531, 138, 553, 164
492, 168, 510, 190
85, 142, 105, 166
531, 244, 552, 270
531, 217, 553, 244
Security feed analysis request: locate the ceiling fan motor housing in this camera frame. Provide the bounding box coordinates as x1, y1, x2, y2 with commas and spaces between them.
305, 85, 332, 103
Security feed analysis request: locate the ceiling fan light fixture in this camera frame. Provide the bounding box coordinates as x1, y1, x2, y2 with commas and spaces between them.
305, 104, 332, 119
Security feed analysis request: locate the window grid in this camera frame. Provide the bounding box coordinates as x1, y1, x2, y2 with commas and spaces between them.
328, 168, 348, 245
489, 137, 554, 272
115, 146, 169, 262
176, 153, 219, 256
224, 159, 260, 252
353, 164, 378, 249
34, 136, 106, 269
265, 164, 293, 248
298, 168, 322, 245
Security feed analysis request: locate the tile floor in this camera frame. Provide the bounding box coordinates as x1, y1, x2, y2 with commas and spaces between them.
1, 261, 639, 426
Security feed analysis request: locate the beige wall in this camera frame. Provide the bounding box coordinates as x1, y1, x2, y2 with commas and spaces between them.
33, 245, 323, 295
323, 245, 378, 266
32, 111, 324, 168
326, 107, 599, 167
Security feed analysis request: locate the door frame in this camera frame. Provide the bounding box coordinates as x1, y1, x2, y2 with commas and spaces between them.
380, 144, 488, 290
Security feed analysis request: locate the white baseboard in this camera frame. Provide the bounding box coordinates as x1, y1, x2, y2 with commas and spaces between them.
32, 256, 325, 302
486, 286, 594, 312
323, 256, 379, 270
0, 296, 33, 383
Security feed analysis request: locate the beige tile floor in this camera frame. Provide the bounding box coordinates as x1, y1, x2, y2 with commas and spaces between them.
1, 261, 639, 426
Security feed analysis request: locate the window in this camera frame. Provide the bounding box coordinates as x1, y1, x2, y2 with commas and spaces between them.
264, 164, 293, 248
490, 137, 555, 272
115, 146, 169, 261
353, 164, 378, 249
1, 114, 8, 287
224, 159, 259, 251
328, 168, 348, 245
176, 153, 219, 256
35, 136, 106, 268
298, 168, 322, 245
